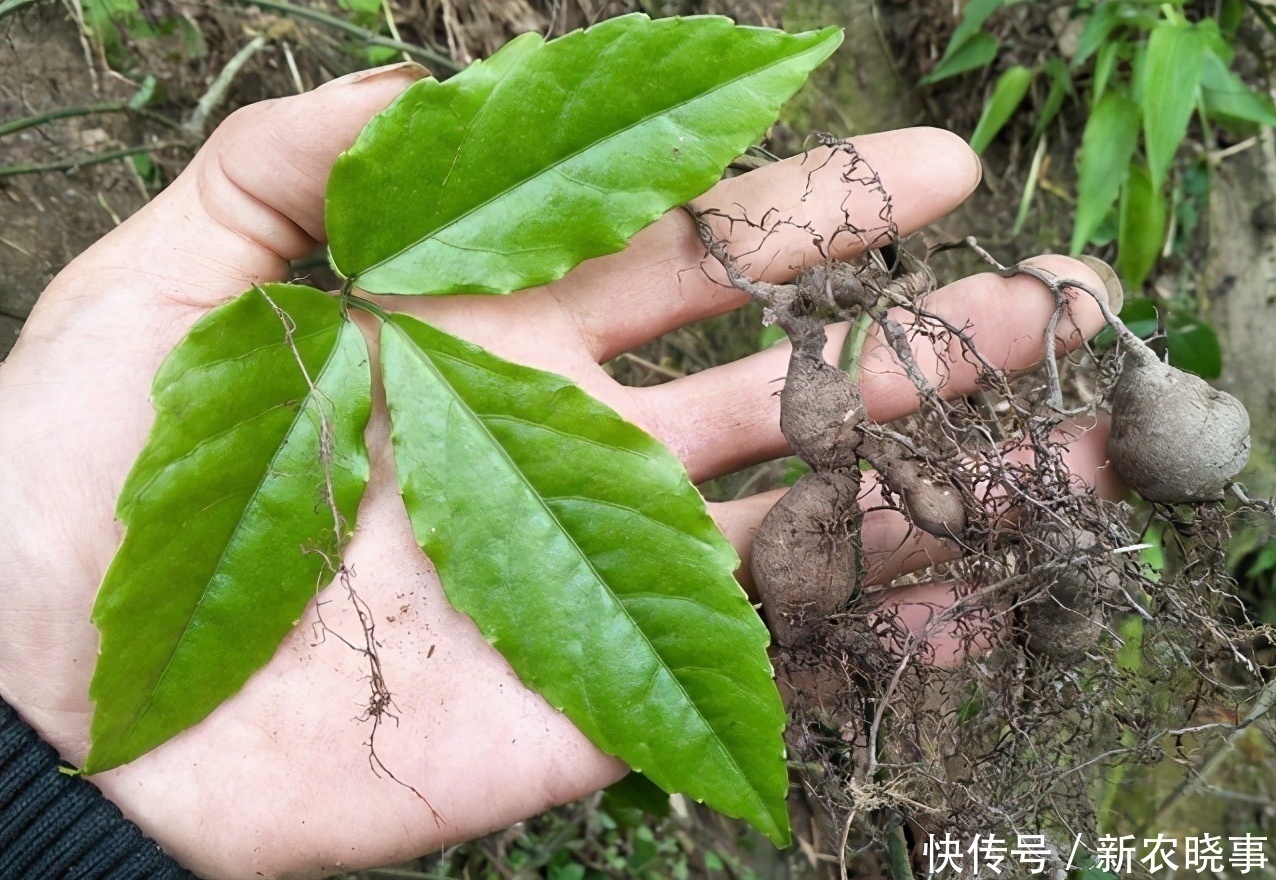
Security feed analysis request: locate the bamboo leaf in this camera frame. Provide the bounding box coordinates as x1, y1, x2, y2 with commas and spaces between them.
1032, 57, 1071, 138
380, 313, 789, 844
1072, 1, 1121, 69
1141, 21, 1205, 190
920, 0, 1010, 84
87, 284, 372, 773
920, 32, 999, 85
1201, 49, 1276, 127
327, 14, 841, 295
1071, 91, 1140, 254
969, 65, 1033, 153
1114, 163, 1165, 291
1091, 35, 1122, 105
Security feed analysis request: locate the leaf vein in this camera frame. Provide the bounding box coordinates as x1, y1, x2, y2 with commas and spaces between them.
358, 44, 818, 281
391, 321, 764, 818
128, 320, 352, 731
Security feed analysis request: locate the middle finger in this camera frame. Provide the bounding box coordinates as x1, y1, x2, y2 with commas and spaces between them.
632, 254, 1109, 483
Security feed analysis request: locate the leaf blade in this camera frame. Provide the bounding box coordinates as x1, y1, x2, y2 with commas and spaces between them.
380, 314, 789, 843
1141, 21, 1205, 190
1114, 163, 1165, 291
87, 284, 372, 773
1201, 49, 1276, 127
327, 14, 841, 295
919, 32, 999, 85
1071, 90, 1140, 254
968, 64, 1034, 154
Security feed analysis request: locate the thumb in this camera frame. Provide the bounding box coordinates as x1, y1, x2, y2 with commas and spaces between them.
59, 63, 428, 304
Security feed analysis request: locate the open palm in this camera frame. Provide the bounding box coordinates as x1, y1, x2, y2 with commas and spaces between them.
0, 66, 1119, 879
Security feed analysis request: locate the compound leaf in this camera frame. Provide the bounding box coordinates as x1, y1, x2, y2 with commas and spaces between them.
87, 284, 372, 773
326, 13, 841, 295
380, 314, 789, 844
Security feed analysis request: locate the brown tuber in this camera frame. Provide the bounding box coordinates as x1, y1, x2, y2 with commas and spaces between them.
779, 329, 866, 472
886, 460, 966, 539
751, 471, 862, 647
1020, 528, 1111, 662
1107, 337, 1250, 503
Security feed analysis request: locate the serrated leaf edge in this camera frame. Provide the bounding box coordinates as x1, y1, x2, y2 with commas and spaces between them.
382, 316, 787, 842
348, 15, 840, 291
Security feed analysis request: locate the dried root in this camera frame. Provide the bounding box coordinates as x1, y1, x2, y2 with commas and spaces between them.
690, 136, 1274, 875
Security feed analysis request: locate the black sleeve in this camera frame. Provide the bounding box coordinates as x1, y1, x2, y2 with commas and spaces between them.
0, 700, 192, 879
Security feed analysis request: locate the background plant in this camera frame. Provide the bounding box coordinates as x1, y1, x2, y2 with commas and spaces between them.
924, 0, 1276, 380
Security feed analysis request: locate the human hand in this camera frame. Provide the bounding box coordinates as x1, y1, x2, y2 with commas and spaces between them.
0, 64, 1120, 878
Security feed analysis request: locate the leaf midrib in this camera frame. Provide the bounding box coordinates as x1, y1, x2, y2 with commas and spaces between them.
356, 37, 824, 283
119, 320, 351, 737
388, 320, 770, 826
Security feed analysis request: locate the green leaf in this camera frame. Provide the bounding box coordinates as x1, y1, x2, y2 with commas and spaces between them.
1166, 314, 1222, 379
758, 324, 786, 349
1114, 163, 1165, 290
1072, 1, 1121, 69
1071, 91, 1140, 254
87, 284, 372, 773
379, 314, 789, 844
969, 65, 1033, 153
1201, 49, 1276, 127
328, 15, 841, 295
920, 0, 1010, 85
1140, 21, 1205, 190
1100, 296, 1222, 379
1032, 57, 1071, 138
603, 773, 672, 818
1091, 34, 1122, 105
919, 32, 999, 85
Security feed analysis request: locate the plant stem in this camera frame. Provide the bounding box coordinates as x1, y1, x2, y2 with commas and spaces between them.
345, 293, 391, 322
1, 103, 120, 138
0, 104, 182, 138
226, 0, 460, 73
841, 311, 874, 379
0, 142, 182, 179
886, 824, 914, 880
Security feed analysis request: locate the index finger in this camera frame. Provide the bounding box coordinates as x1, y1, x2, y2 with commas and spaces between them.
549, 128, 981, 362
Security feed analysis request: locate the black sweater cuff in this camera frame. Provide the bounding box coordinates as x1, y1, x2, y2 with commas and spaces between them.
0, 700, 191, 879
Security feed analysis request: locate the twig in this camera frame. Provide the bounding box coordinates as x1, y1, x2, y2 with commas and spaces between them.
0, 141, 183, 178
839, 808, 858, 880
618, 351, 684, 380
227, 0, 460, 73
185, 34, 269, 136
380, 0, 410, 64
1142, 677, 1276, 833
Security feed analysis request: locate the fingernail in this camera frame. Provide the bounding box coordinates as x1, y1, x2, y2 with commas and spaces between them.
327, 61, 431, 88
1076, 255, 1124, 314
